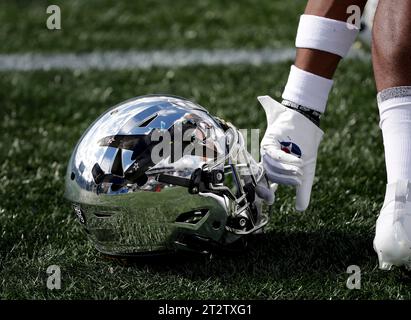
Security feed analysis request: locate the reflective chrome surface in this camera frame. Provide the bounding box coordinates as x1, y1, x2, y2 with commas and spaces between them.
65, 95, 269, 256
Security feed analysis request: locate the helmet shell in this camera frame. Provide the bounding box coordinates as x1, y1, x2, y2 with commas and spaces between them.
65, 95, 232, 256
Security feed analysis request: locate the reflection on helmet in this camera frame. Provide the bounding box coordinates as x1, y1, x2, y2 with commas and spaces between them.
65, 95, 273, 256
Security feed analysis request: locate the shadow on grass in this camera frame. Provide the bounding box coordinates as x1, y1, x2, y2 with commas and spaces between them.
103, 228, 381, 280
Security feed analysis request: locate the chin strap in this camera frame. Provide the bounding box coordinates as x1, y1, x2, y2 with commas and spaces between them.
157, 174, 191, 188
157, 168, 229, 195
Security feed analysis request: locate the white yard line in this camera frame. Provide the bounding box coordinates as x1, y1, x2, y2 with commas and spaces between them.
0, 48, 370, 71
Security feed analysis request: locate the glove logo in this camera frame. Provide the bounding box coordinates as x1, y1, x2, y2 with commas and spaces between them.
279, 141, 302, 158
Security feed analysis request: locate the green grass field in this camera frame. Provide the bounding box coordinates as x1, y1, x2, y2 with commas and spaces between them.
1, 0, 410, 300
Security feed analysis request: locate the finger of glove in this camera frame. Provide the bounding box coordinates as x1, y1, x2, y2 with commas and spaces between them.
295, 161, 317, 212
264, 166, 302, 186
255, 184, 275, 205
263, 154, 303, 177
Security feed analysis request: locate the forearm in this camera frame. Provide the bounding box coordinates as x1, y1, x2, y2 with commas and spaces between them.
295, 0, 368, 79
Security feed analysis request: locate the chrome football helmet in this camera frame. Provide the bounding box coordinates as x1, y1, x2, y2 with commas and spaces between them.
65, 95, 275, 256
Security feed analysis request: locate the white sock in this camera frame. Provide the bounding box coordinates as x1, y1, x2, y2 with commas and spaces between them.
282, 65, 334, 113
378, 87, 411, 184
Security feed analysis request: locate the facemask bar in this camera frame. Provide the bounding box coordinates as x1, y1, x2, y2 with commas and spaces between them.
156, 122, 268, 235
208, 124, 268, 235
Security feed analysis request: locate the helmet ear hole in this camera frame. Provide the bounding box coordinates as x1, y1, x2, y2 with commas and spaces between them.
70, 172, 75, 180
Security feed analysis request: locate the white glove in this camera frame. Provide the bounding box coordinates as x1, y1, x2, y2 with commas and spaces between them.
258, 95, 324, 211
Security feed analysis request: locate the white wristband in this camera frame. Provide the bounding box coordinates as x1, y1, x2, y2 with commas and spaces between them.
296, 14, 359, 57
282, 65, 334, 113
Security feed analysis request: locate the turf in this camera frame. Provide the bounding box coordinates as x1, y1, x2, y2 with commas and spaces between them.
1, 0, 409, 300
2, 60, 411, 300
0, 0, 305, 53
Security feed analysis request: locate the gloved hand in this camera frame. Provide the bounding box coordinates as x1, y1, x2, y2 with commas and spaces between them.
258, 95, 324, 211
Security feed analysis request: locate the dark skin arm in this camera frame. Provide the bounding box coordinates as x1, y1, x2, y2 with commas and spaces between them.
295, 0, 368, 79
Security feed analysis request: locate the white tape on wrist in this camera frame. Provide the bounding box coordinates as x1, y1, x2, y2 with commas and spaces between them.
282, 65, 333, 113
295, 14, 360, 57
